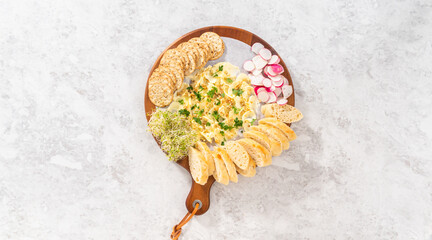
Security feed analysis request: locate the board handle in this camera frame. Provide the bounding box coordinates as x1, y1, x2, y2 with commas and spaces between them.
185, 176, 215, 215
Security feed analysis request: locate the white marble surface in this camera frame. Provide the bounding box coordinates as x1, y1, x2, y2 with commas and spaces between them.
1, 0, 432, 239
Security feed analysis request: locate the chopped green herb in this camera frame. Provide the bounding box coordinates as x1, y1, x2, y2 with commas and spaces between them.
212, 110, 223, 122
207, 98, 211, 102
206, 122, 211, 127
186, 86, 193, 91
221, 141, 225, 146
221, 93, 225, 98
251, 118, 256, 125
193, 91, 202, 101
191, 104, 198, 110
226, 78, 233, 83
178, 99, 184, 105
234, 117, 243, 128
178, 109, 190, 117
220, 131, 225, 136
207, 86, 218, 98
193, 117, 202, 125
232, 88, 244, 96
233, 106, 241, 114
212, 65, 224, 77
199, 85, 204, 91
197, 109, 204, 116
218, 122, 233, 131
215, 99, 221, 105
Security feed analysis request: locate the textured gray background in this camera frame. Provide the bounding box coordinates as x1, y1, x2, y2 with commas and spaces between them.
1, 0, 432, 239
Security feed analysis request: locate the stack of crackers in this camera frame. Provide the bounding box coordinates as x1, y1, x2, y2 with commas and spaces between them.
148, 32, 225, 107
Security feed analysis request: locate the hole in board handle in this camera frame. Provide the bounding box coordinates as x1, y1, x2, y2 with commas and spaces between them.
193, 200, 202, 210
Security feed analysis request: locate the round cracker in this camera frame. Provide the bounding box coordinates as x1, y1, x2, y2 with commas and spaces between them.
189, 37, 211, 63
148, 73, 174, 107
178, 42, 199, 75
160, 56, 184, 71
194, 45, 206, 69
183, 50, 196, 75
160, 49, 186, 69
167, 64, 185, 90
149, 71, 174, 90
153, 67, 176, 89
200, 32, 225, 60
186, 42, 201, 66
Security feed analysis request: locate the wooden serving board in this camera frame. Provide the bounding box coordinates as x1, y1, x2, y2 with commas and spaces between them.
144, 26, 295, 215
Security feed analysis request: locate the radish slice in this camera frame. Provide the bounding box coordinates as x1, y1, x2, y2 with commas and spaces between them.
252, 55, 267, 70
266, 85, 276, 92
265, 66, 278, 77
274, 87, 282, 97
243, 60, 255, 72
267, 92, 277, 103
282, 76, 289, 86
269, 75, 282, 82
273, 78, 284, 87
251, 76, 263, 86
269, 64, 284, 75
259, 48, 272, 61
268, 55, 280, 64
248, 74, 256, 81
277, 97, 288, 105
255, 73, 265, 81
264, 86, 274, 92
252, 68, 262, 76
254, 86, 265, 95
251, 42, 264, 54
282, 85, 293, 98
257, 87, 266, 94
262, 78, 272, 88
257, 91, 269, 102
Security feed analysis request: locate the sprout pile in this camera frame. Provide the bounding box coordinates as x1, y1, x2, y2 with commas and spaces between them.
148, 109, 198, 161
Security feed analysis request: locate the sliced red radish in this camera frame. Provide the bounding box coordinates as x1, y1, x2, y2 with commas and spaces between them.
267, 92, 277, 103
257, 87, 266, 93
252, 55, 267, 70
262, 78, 272, 88
282, 76, 289, 86
282, 85, 293, 98
277, 97, 288, 105
274, 87, 282, 97
251, 76, 263, 86
257, 91, 269, 102
251, 42, 264, 54
269, 75, 282, 82
269, 85, 276, 92
254, 86, 264, 95
273, 78, 284, 87
259, 48, 272, 61
243, 60, 255, 72
268, 55, 280, 64
252, 68, 262, 76
265, 66, 278, 77
266, 85, 276, 92
269, 64, 284, 75
255, 73, 265, 81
